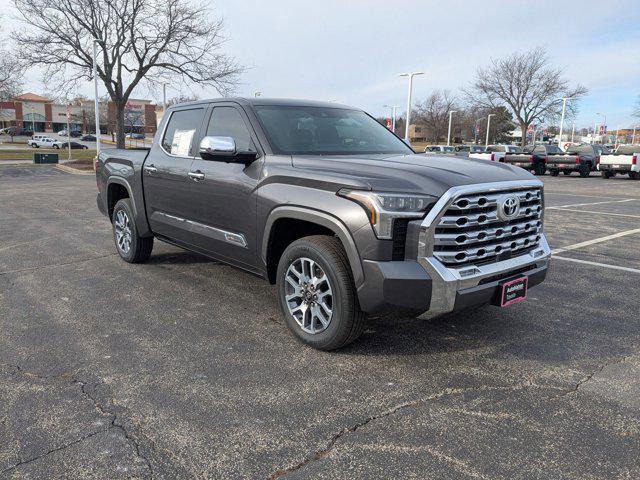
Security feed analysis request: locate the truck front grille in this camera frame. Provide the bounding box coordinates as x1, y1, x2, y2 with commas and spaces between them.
433, 187, 543, 268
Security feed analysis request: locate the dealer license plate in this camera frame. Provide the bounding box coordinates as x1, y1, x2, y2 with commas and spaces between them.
500, 276, 528, 307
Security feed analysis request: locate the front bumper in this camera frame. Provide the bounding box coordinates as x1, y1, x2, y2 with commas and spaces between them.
418, 236, 551, 314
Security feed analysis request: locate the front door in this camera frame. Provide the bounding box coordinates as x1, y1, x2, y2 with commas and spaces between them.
143, 107, 205, 244
184, 104, 263, 270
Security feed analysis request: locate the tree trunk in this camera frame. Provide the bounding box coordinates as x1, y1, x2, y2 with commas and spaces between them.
115, 102, 126, 149
520, 121, 528, 147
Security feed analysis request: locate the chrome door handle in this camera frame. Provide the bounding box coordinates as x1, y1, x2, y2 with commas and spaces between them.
188, 171, 205, 181
143, 164, 157, 174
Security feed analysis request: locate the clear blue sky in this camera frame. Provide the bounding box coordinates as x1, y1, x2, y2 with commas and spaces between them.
2, 0, 639, 129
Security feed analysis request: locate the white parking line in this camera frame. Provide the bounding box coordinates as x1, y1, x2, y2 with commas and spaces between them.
553, 256, 640, 274
547, 199, 636, 209
548, 208, 640, 218
552, 228, 640, 254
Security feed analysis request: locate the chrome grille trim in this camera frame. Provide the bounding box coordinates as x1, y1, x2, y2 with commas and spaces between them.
417, 180, 551, 314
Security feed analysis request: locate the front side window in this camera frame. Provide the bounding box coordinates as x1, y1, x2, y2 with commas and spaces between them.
206, 107, 253, 152
161, 108, 203, 156
254, 106, 413, 155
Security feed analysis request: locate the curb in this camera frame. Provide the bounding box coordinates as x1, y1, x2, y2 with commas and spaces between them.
55, 164, 95, 175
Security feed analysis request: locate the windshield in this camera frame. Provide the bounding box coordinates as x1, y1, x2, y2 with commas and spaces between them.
254, 106, 413, 155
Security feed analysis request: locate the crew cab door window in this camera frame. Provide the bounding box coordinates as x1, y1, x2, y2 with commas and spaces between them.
205, 106, 253, 152
161, 108, 204, 156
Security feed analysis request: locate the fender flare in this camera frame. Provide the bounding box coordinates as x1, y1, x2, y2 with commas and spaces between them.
106, 176, 137, 218
262, 206, 364, 287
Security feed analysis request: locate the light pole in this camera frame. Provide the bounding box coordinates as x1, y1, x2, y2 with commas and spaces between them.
399, 72, 424, 141
485, 113, 495, 148
632, 125, 637, 144
383, 104, 399, 133
92, 39, 101, 159
162, 83, 167, 112
447, 110, 457, 146
558, 97, 572, 146
570, 123, 575, 144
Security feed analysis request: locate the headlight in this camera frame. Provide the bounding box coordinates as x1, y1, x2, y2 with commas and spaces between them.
338, 189, 436, 239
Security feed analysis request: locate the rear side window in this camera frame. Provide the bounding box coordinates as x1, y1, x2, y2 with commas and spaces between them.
161, 108, 204, 156
205, 107, 253, 151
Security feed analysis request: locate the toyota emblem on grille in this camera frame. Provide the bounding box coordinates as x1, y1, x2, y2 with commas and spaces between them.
498, 195, 520, 220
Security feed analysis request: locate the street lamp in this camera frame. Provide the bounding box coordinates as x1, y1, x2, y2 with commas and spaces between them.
558, 96, 573, 146
485, 113, 496, 148
383, 104, 399, 132
92, 38, 101, 159
447, 110, 457, 146
399, 71, 424, 141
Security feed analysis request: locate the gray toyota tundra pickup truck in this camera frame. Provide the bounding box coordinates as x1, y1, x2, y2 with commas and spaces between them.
96, 98, 551, 350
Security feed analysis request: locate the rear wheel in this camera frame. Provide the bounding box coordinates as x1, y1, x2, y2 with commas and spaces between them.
549, 169, 559, 176
276, 235, 366, 350
579, 163, 591, 178
601, 171, 613, 179
534, 163, 546, 175
563, 171, 571, 175
112, 198, 153, 263
630, 172, 639, 180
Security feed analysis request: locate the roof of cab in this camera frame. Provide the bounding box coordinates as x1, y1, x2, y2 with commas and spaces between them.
169, 97, 357, 110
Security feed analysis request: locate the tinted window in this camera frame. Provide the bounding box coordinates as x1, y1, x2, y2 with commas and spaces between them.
254, 106, 412, 155
206, 107, 253, 152
616, 145, 640, 155
545, 146, 562, 154
487, 145, 505, 153
567, 145, 594, 154
162, 108, 203, 156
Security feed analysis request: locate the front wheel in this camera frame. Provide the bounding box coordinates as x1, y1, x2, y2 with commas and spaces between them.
549, 169, 559, 176
534, 163, 546, 176
112, 198, 153, 263
276, 235, 366, 350
601, 171, 613, 179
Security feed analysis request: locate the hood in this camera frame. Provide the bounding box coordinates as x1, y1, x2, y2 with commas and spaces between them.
291, 153, 537, 197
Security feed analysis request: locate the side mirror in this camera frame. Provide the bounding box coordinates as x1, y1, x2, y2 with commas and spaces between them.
200, 136, 237, 159
199, 135, 258, 164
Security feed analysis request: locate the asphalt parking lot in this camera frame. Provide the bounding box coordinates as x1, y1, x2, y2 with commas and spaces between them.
1, 166, 639, 479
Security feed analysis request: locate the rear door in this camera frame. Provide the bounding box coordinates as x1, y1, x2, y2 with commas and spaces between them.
182, 102, 263, 270
143, 106, 206, 244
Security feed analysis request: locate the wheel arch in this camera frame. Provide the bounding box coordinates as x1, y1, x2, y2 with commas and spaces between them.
262, 206, 364, 287
107, 177, 136, 220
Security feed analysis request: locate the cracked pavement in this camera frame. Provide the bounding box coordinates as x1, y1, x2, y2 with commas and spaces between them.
1, 167, 639, 479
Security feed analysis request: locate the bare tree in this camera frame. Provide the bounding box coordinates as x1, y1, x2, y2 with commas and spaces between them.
467, 47, 587, 146
413, 90, 457, 143
634, 97, 640, 119
13, 0, 241, 148
166, 94, 200, 107
0, 18, 23, 127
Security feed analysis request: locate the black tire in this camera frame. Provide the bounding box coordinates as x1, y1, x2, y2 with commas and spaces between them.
53, 145, 59, 149
112, 198, 153, 263
629, 172, 639, 180
534, 163, 546, 176
601, 171, 613, 179
579, 163, 591, 178
549, 169, 559, 176
563, 171, 571, 175
276, 235, 366, 350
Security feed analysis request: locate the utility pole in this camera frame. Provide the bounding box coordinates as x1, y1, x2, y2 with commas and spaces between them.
485, 113, 495, 148
93, 39, 101, 160
399, 72, 424, 141
162, 83, 167, 112
447, 110, 456, 146
66, 103, 71, 161
558, 97, 572, 146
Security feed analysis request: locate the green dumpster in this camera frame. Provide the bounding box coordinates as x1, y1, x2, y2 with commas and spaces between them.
34, 153, 59, 164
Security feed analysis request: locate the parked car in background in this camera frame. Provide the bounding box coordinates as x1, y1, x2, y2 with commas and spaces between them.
28, 135, 63, 148
470, 145, 522, 162
0, 127, 10, 135
81, 134, 97, 141
126, 133, 146, 139
456, 145, 486, 154
546, 144, 600, 177
500, 144, 558, 175
598, 145, 640, 179
6, 127, 34, 137
96, 98, 551, 350
424, 145, 456, 154
55, 141, 89, 150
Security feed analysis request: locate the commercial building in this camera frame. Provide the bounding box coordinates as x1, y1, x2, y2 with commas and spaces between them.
0, 93, 159, 135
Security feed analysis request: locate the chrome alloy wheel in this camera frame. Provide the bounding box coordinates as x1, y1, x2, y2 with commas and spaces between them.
114, 210, 133, 254
284, 257, 333, 334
